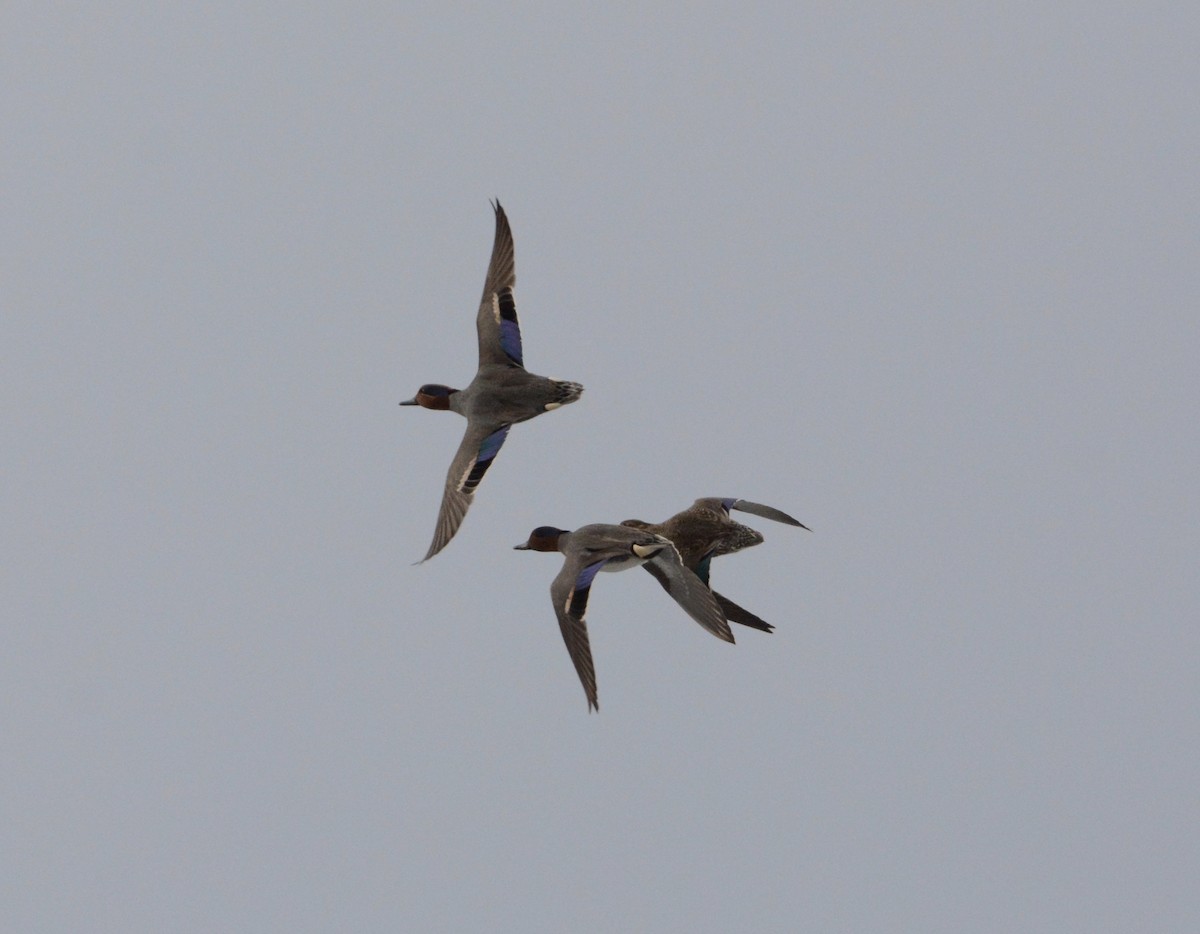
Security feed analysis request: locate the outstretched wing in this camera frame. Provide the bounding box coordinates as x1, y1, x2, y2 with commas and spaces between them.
475, 201, 524, 368
641, 541, 733, 643
714, 592, 774, 633
647, 551, 773, 634
722, 498, 808, 528
418, 422, 510, 562
550, 557, 608, 711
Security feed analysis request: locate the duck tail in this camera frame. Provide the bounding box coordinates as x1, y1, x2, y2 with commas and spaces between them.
552, 380, 584, 405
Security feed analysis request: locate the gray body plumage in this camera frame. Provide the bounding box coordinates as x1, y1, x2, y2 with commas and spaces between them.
448, 364, 578, 424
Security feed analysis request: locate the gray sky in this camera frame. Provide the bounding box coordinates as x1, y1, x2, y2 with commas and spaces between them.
4, 4, 1198, 932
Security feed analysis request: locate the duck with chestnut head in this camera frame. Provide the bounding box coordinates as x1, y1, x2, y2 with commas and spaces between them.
400, 201, 583, 562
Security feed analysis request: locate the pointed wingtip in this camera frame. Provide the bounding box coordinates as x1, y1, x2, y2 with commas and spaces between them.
712, 605, 736, 643
715, 591, 775, 633
704, 613, 737, 644
414, 542, 443, 565
730, 499, 809, 528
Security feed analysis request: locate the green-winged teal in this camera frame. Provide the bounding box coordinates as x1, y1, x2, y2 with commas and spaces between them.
401, 202, 583, 561
622, 498, 809, 633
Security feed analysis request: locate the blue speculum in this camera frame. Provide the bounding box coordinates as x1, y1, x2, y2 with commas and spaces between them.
497, 288, 523, 365
463, 426, 510, 493
569, 559, 608, 616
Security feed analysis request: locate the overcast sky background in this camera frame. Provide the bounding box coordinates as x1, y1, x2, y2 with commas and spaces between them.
4, 4, 1198, 932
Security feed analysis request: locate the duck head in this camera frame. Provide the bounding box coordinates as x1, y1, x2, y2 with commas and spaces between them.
400, 384, 459, 410
514, 526, 569, 552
